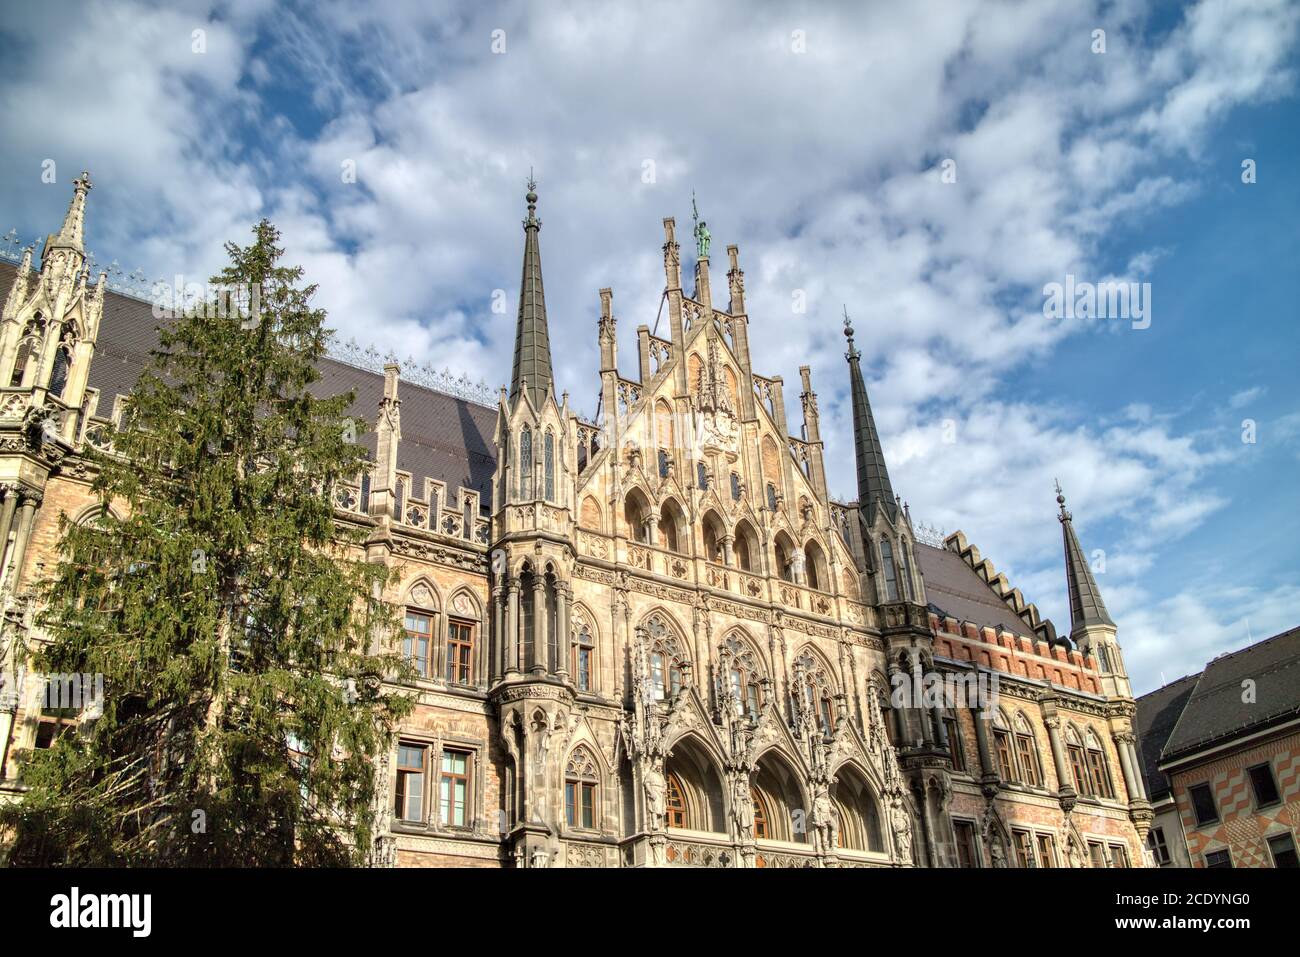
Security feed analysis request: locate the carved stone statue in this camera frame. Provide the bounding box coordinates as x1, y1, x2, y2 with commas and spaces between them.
731, 776, 754, 838
811, 782, 836, 855
1067, 834, 1085, 869
890, 798, 914, 865
990, 839, 1006, 868
644, 764, 667, 832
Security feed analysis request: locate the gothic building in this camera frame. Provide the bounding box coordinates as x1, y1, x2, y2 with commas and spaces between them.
0, 174, 1154, 867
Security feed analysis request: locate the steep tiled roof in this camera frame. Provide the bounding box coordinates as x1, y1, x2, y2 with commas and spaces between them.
915, 542, 1045, 640
1160, 625, 1300, 763
1134, 671, 1200, 800
0, 260, 499, 505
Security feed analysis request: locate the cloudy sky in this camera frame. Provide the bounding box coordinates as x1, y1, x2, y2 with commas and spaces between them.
2, 0, 1297, 694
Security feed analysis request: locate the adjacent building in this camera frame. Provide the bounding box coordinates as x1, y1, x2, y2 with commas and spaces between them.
1136, 626, 1300, 868
0, 174, 1156, 866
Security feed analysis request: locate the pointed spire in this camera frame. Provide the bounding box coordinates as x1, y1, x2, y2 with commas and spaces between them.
52, 171, 92, 254
844, 308, 896, 525
1056, 481, 1114, 637
509, 173, 553, 408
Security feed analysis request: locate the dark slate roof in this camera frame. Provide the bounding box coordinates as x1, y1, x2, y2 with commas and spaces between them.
1160, 625, 1300, 763
509, 186, 553, 409
0, 260, 499, 506
1134, 671, 1200, 800
844, 323, 896, 527
915, 542, 1046, 641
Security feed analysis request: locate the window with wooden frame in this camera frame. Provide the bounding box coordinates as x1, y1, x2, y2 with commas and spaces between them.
1067, 744, 1089, 795
994, 730, 1017, 782
751, 787, 771, 840
34, 707, 79, 750
445, 618, 474, 685
394, 743, 427, 823
1088, 841, 1107, 868
1189, 782, 1219, 826
1036, 833, 1058, 868
564, 748, 599, 831
1015, 732, 1041, 787
573, 623, 595, 692
403, 610, 434, 677
439, 749, 471, 828
944, 716, 965, 772
1108, 843, 1130, 868
1085, 735, 1114, 799
1204, 848, 1232, 869
953, 820, 979, 868
1013, 829, 1035, 868
1248, 762, 1281, 808
665, 772, 688, 829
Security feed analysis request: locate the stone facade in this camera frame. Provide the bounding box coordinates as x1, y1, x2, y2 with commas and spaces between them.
0, 175, 1154, 867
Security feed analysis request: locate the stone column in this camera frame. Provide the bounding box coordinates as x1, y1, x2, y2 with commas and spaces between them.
1044, 714, 1073, 794
556, 582, 571, 680
491, 585, 505, 682
1114, 733, 1144, 802
1126, 739, 1148, 801
972, 704, 996, 780
531, 576, 548, 675
721, 534, 735, 567
4, 490, 40, 591
0, 487, 19, 569
506, 581, 521, 675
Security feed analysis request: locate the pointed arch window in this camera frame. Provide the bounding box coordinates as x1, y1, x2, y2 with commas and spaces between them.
719, 635, 762, 719
899, 540, 915, 600
1013, 713, 1042, 787
565, 748, 600, 830
751, 787, 771, 839
665, 772, 688, 829
10, 338, 32, 388
519, 426, 533, 498
573, 621, 595, 692
879, 538, 900, 601
49, 344, 73, 398
544, 430, 555, 500
645, 615, 685, 701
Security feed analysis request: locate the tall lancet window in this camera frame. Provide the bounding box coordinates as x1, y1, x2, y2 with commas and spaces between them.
899, 540, 915, 601
544, 430, 555, 501
519, 426, 532, 498
879, 538, 900, 601
10, 339, 32, 388
49, 344, 73, 398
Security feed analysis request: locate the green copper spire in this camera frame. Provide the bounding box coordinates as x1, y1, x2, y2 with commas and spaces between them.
844, 308, 896, 525
509, 175, 553, 408
1056, 482, 1115, 638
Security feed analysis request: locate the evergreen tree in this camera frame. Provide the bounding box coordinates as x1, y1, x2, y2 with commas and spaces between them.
1, 221, 412, 866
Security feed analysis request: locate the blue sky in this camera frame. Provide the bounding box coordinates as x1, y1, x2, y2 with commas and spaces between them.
1, 0, 1297, 694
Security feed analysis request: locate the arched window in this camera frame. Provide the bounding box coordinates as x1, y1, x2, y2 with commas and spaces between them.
879, 538, 900, 601
659, 500, 684, 553
666, 772, 688, 829
519, 427, 533, 498
573, 621, 595, 692
1013, 713, 1042, 787
565, 747, 599, 830
9, 339, 31, 388
1085, 730, 1115, 799
992, 709, 1016, 782
751, 787, 771, 839
773, 533, 796, 583
719, 634, 762, 719
1065, 724, 1089, 795
359, 466, 371, 513
49, 344, 73, 398
544, 430, 555, 501
734, 520, 757, 573
701, 510, 725, 564
792, 651, 837, 738
624, 490, 652, 544
644, 614, 686, 701
805, 539, 828, 592
899, 539, 915, 600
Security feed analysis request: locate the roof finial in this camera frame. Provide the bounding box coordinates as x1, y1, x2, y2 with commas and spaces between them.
524, 170, 539, 226
1055, 479, 1070, 521
843, 305, 860, 359
52, 170, 93, 253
